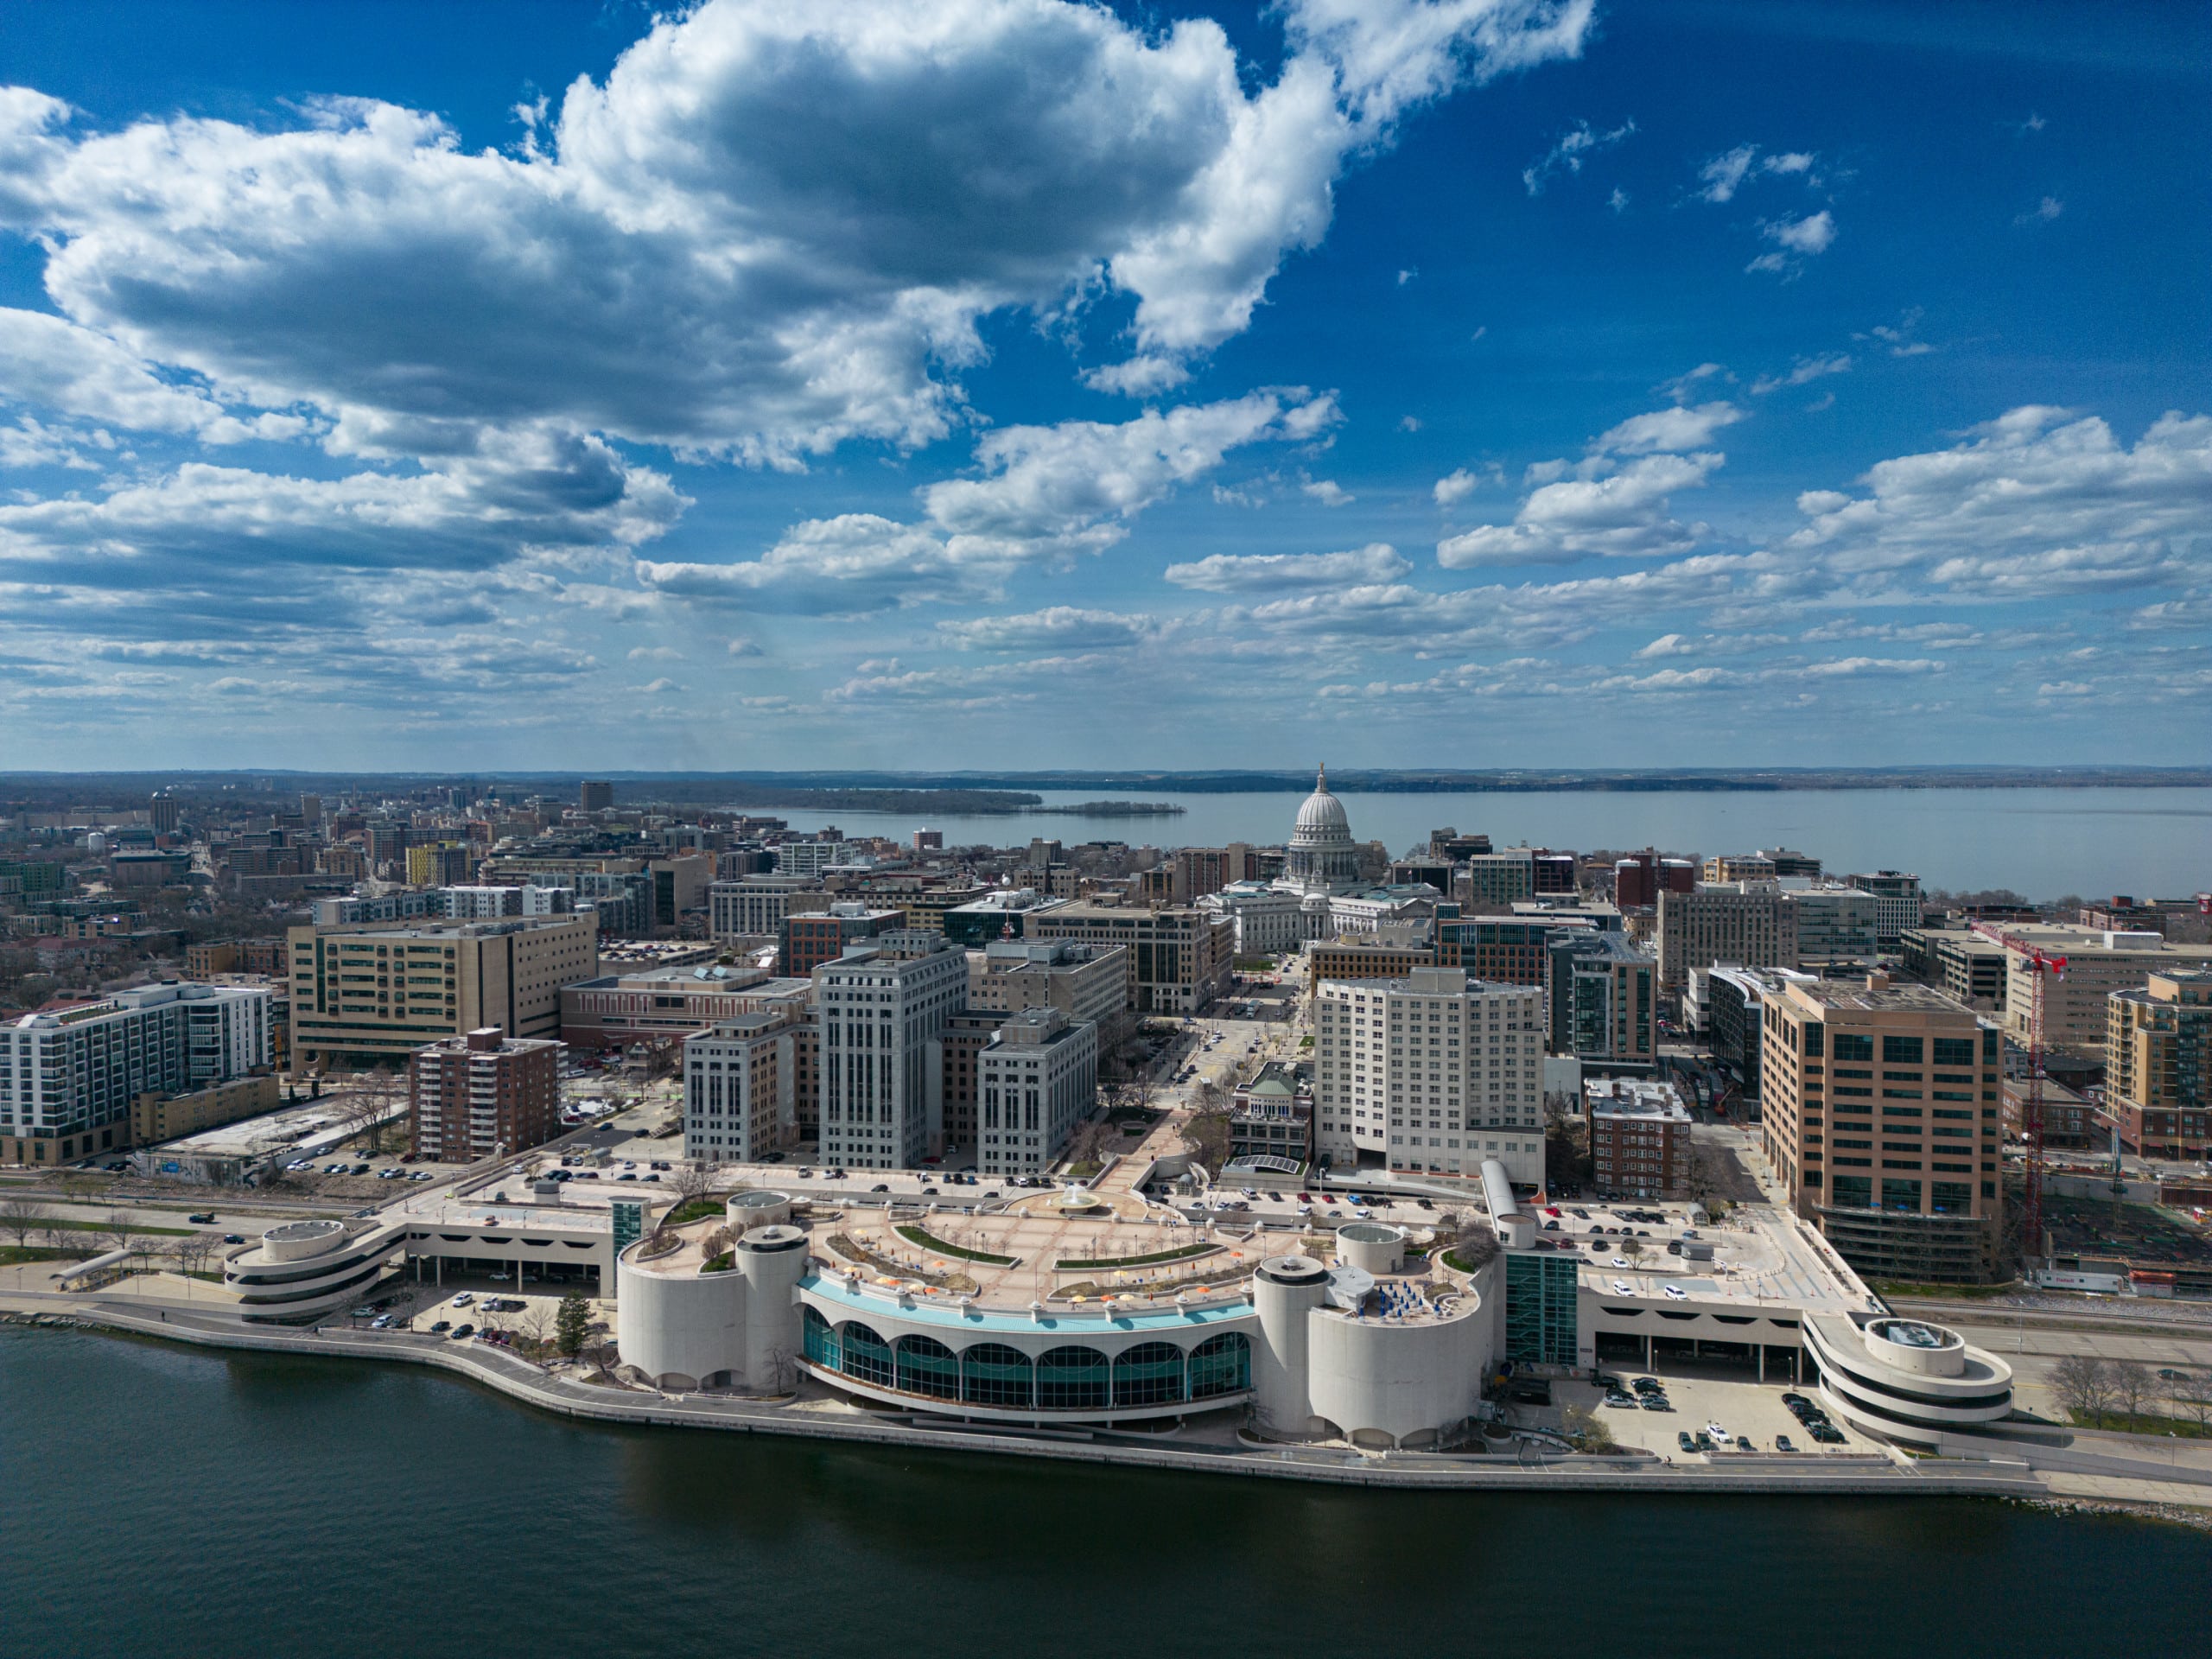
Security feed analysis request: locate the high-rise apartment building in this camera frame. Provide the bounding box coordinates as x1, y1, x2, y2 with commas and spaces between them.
815, 940, 966, 1169
683, 1009, 804, 1164
407, 1027, 563, 1162
1656, 884, 1799, 990
1760, 975, 2003, 1283
1546, 931, 1656, 1065
579, 780, 614, 813
1702, 854, 1777, 884
1613, 852, 1696, 910
1783, 885, 1883, 963
287, 916, 598, 1066
2, 982, 273, 1165
2106, 970, 2212, 1160
1028, 903, 1232, 1014
977, 1007, 1098, 1177
1313, 967, 1544, 1186
149, 793, 181, 835
405, 842, 474, 887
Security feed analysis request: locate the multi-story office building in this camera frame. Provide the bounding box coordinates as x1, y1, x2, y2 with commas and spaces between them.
709, 876, 824, 942
940, 887, 1069, 947
870, 882, 990, 937
1587, 1077, 1692, 1200
931, 1008, 1004, 1153
2, 982, 273, 1165
1760, 975, 2004, 1284
1461, 849, 1537, 906
782, 903, 906, 977
1312, 967, 1545, 1186
1999, 927, 2212, 1056
815, 940, 967, 1169
1707, 964, 1818, 1109
965, 939, 1128, 1029
560, 965, 810, 1050
1305, 935, 1433, 993
1899, 925, 2009, 1012
1198, 882, 1306, 957
1546, 931, 1656, 1065
683, 1009, 804, 1164
1844, 870, 1923, 950
1759, 848, 1822, 879
1783, 885, 1883, 963
287, 916, 598, 1066
976, 1006, 1098, 1177
1028, 904, 1232, 1014
2106, 971, 2212, 1160
1435, 913, 1576, 985
1656, 883, 1799, 990
1172, 846, 1249, 904
579, 780, 613, 813
1702, 854, 1777, 884
407, 1026, 563, 1162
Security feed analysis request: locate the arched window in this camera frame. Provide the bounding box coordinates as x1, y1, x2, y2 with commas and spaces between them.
840, 1321, 893, 1388
1035, 1345, 1109, 1411
962, 1343, 1033, 1408
1185, 1331, 1250, 1400
802, 1306, 841, 1371
1112, 1341, 1186, 1408
895, 1334, 961, 1400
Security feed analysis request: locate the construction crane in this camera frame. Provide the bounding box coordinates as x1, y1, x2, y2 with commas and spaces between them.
1973, 921, 2068, 1268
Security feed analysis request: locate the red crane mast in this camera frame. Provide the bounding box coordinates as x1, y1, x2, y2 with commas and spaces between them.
1974, 922, 2067, 1267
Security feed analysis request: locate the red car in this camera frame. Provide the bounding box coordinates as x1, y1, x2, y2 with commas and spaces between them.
1544, 1205, 1561, 1217
1297, 1192, 1313, 1203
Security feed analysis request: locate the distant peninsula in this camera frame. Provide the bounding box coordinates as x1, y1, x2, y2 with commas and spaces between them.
1028, 799, 1185, 817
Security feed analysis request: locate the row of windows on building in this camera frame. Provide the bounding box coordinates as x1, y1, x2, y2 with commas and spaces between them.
800, 1310, 1250, 1409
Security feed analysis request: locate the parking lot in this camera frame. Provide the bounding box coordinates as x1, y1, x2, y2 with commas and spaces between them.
1550, 1365, 1859, 1459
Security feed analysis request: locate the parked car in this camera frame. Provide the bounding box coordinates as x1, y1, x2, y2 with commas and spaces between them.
1775, 1433, 1796, 1452
1678, 1431, 1697, 1452
450, 1324, 474, 1339
1639, 1395, 1672, 1412
1810, 1423, 1847, 1445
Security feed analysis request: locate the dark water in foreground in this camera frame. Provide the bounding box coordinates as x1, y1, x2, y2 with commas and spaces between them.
3, 1330, 2206, 1659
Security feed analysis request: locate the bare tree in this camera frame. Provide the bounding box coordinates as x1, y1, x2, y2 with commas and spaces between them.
2108, 1358, 2153, 1425
2050, 1354, 2116, 1427
1620, 1236, 1644, 1262
670, 1158, 715, 1211
518, 1301, 555, 1357
0, 1195, 47, 1249
102, 1211, 135, 1254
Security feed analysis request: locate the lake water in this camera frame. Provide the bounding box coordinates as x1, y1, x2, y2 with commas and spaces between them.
753, 786, 2212, 901
1, 1329, 2203, 1659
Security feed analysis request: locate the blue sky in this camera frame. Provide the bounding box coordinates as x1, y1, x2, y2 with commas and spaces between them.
0, 0, 2204, 771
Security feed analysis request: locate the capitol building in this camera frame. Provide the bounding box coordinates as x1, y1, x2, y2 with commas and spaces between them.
1284, 764, 1363, 891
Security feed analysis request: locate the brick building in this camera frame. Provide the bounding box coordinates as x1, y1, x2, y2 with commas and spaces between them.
408, 1027, 563, 1162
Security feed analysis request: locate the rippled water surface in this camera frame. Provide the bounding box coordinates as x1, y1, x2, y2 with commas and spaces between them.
2, 1330, 2205, 1659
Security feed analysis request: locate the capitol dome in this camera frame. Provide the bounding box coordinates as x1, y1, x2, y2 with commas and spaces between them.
1286, 764, 1361, 890
1294, 767, 1352, 838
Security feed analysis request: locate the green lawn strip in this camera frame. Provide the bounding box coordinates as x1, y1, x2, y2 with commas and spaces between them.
664, 1198, 725, 1226
1055, 1243, 1217, 1271
893, 1224, 1017, 1267
18, 1217, 194, 1238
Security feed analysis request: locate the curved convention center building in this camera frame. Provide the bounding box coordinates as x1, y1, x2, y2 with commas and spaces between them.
1803, 1312, 2014, 1444
613, 1198, 1499, 1445
225, 1217, 405, 1323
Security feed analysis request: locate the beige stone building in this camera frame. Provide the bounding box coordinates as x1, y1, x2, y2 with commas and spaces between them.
1656, 883, 1799, 990
1995, 925, 2212, 1055
1027, 903, 1232, 1014
1760, 974, 2004, 1284
288, 915, 598, 1066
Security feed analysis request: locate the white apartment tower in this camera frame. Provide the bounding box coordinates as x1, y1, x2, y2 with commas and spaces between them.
816, 941, 967, 1169
1313, 967, 1545, 1187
